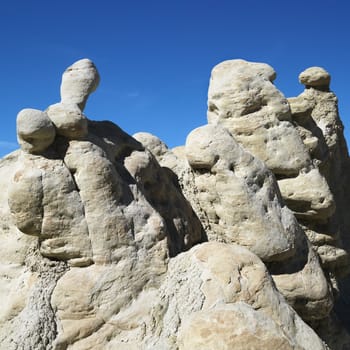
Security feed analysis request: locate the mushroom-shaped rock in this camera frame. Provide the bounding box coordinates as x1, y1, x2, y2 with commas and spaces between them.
299, 67, 331, 89
16, 109, 56, 154
47, 103, 88, 139
60, 58, 100, 111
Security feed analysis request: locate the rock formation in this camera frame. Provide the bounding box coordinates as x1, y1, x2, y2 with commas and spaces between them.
0, 58, 349, 349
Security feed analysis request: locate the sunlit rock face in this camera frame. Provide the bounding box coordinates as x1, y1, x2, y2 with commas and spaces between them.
139, 93, 332, 322
60, 58, 100, 111
1, 58, 349, 349
207, 59, 310, 176
287, 67, 350, 278
0, 59, 205, 349
203, 59, 350, 346
206, 59, 350, 274
16, 109, 56, 154
287, 67, 350, 346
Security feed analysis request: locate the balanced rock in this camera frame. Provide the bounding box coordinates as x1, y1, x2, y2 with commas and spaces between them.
299, 66, 331, 89
16, 108, 56, 154
60, 58, 100, 111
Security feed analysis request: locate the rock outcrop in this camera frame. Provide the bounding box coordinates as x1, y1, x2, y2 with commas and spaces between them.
0, 58, 349, 349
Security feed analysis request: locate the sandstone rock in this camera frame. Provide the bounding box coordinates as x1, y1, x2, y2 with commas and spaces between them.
138, 127, 334, 321
277, 168, 335, 222
1, 120, 205, 349
133, 132, 169, 161
7, 152, 93, 266
60, 58, 100, 111
16, 108, 56, 154
299, 66, 331, 89
178, 305, 294, 350
123, 148, 205, 256
184, 123, 296, 262
288, 96, 314, 121
205, 59, 346, 295
8, 164, 43, 235
0, 152, 67, 350
288, 70, 350, 339
134, 132, 215, 238
207, 59, 311, 176
153, 242, 327, 350
2, 58, 349, 349
46, 103, 88, 139
288, 72, 350, 278
268, 229, 333, 320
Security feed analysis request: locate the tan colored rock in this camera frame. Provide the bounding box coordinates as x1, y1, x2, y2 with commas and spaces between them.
46, 103, 88, 139
0, 154, 38, 334
1, 119, 206, 349
134, 132, 214, 237
8, 165, 43, 235
16, 109, 56, 154
207, 59, 311, 176
0, 152, 69, 350
184, 124, 296, 262
299, 66, 331, 88
51, 253, 167, 349
178, 305, 294, 350
278, 168, 335, 222
60, 58, 100, 111
288, 70, 350, 278
138, 127, 333, 321
133, 132, 169, 161
154, 242, 327, 350
2, 58, 349, 349
7, 152, 93, 266
269, 232, 333, 320
123, 148, 205, 256
288, 96, 314, 121
46, 242, 327, 349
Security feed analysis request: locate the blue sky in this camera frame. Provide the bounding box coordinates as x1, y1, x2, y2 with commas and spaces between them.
1, 0, 349, 157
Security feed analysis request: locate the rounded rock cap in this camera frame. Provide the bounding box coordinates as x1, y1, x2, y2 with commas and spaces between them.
17, 108, 56, 154
299, 67, 330, 88
60, 58, 100, 111
46, 103, 88, 139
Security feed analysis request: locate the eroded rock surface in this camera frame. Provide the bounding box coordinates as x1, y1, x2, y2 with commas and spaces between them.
207, 59, 311, 176
1, 58, 349, 349
287, 67, 350, 277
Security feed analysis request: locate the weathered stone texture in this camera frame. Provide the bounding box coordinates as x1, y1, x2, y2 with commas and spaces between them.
1, 58, 349, 349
